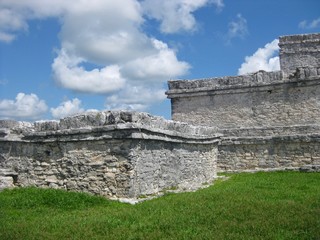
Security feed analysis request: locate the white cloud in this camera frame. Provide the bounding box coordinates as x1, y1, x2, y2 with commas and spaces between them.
238, 39, 280, 75
47, 0, 190, 97
0, 0, 70, 43
52, 49, 126, 94
58, 1, 151, 66
0, 93, 48, 120
0, 0, 207, 110
50, 98, 84, 119
0, 8, 27, 42
227, 14, 248, 42
105, 86, 166, 111
142, 0, 222, 33
122, 39, 190, 82
299, 17, 320, 29
0, 32, 15, 42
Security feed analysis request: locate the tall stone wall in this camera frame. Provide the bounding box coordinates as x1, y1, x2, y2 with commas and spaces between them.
166, 33, 320, 172
167, 33, 320, 129
0, 111, 220, 200
167, 69, 320, 129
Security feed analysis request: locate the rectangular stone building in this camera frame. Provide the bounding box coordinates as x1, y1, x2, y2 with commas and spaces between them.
167, 33, 320, 172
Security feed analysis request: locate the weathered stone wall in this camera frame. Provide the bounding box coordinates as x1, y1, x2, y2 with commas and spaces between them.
129, 140, 217, 196
280, 33, 320, 77
219, 134, 320, 172
0, 111, 220, 200
167, 70, 320, 129
166, 33, 320, 172
167, 33, 320, 130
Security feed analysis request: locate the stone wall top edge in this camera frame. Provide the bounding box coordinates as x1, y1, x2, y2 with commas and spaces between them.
0, 111, 220, 140
0, 125, 221, 144
167, 69, 320, 96
167, 71, 283, 91
279, 32, 320, 45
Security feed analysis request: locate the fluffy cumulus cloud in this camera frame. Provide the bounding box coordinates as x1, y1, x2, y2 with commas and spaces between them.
0, 0, 204, 110
105, 86, 166, 111
122, 39, 190, 82
0, 93, 48, 120
238, 39, 280, 75
0, 0, 220, 111
52, 49, 126, 94
299, 17, 320, 29
142, 0, 223, 33
50, 98, 84, 119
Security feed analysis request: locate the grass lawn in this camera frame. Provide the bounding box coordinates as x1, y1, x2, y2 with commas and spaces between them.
0, 171, 319, 240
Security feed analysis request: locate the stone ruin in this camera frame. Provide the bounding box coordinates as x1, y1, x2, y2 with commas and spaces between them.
1, 33, 319, 200
167, 33, 320, 173
0, 111, 220, 201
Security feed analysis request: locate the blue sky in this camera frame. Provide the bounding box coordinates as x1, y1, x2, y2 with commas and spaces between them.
0, 0, 319, 121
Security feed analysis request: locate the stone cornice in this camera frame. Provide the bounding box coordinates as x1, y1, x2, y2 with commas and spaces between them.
0, 111, 221, 144
167, 72, 320, 98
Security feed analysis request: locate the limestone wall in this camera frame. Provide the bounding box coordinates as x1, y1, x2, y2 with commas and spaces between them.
218, 135, 320, 172
280, 33, 320, 77
166, 33, 320, 172
167, 70, 320, 129
217, 125, 320, 172
0, 111, 220, 200
167, 33, 320, 130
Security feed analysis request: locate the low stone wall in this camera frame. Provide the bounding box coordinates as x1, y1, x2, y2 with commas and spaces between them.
0, 111, 220, 200
218, 126, 320, 172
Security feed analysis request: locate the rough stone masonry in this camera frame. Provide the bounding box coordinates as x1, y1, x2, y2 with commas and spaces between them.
167, 33, 320, 172
0, 111, 220, 201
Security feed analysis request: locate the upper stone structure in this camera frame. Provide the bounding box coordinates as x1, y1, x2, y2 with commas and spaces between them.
166, 33, 320, 172
279, 33, 320, 78
166, 33, 320, 129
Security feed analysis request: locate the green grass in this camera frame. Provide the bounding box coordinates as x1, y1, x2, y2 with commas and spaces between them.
0, 171, 319, 240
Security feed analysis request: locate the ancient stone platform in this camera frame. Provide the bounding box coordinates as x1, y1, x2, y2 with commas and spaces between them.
0, 111, 220, 200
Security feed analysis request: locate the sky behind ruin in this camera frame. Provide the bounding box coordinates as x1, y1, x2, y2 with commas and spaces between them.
0, 0, 319, 121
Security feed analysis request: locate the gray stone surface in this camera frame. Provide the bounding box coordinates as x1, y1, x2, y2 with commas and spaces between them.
0, 111, 220, 200
0, 168, 17, 191
167, 33, 320, 172
299, 165, 320, 172
167, 70, 320, 129
279, 33, 320, 78
218, 135, 320, 172
167, 33, 320, 130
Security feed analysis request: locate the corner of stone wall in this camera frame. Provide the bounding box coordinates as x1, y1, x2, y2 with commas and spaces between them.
0, 111, 221, 200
